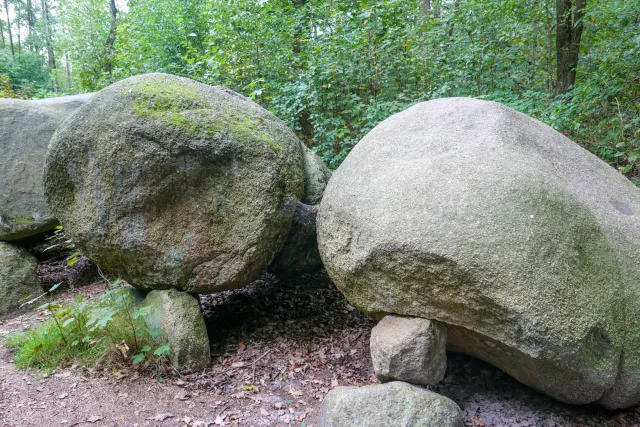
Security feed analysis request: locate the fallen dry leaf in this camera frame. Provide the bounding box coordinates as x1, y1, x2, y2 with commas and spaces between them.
289, 388, 303, 397
86, 416, 102, 423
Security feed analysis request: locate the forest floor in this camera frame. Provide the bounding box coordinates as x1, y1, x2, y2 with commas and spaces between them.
1, 272, 640, 427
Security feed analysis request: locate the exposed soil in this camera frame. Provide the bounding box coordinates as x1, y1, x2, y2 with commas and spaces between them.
1, 272, 640, 427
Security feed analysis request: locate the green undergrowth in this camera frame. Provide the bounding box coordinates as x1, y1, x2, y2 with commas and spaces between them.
5, 281, 170, 374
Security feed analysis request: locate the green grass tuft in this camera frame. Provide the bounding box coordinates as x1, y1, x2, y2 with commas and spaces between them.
4, 284, 169, 373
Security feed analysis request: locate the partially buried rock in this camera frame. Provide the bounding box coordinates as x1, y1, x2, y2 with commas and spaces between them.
318, 97, 640, 409
44, 73, 314, 293
371, 315, 447, 386
0, 94, 91, 241
142, 289, 210, 371
321, 381, 463, 427
0, 242, 43, 318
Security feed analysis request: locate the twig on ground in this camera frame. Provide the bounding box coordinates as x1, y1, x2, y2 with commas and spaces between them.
252, 350, 272, 384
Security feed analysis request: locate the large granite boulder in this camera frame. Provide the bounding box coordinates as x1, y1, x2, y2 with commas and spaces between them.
44, 73, 320, 293
0, 242, 43, 318
0, 94, 91, 241
317, 97, 640, 409
321, 382, 463, 427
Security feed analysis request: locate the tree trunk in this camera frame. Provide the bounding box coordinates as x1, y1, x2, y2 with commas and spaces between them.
556, 0, 586, 93
422, 0, 431, 14
65, 53, 72, 90
0, 18, 5, 48
292, 0, 314, 143
104, 0, 117, 75
40, 0, 57, 91
26, 0, 36, 51
16, 20, 20, 54
4, 0, 14, 55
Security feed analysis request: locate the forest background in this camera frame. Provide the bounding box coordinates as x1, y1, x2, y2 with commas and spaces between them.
0, 0, 638, 182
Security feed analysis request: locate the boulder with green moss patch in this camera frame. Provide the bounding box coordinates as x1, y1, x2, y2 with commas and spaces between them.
44, 73, 316, 293
0, 242, 42, 318
0, 94, 91, 241
317, 98, 640, 409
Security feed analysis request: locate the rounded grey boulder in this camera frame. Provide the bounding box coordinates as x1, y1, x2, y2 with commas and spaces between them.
0, 242, 42, 318
44, 73, 307, 293
317, 98, 640, 409
0, 94, 91, 241
321, 381, 463, 427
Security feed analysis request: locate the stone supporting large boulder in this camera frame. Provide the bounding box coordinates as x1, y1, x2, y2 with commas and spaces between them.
0, 94, 91, 241
317, 97, 640, 409
371, 315, 447, 386
0, 242, 43, 318
321, 381, 463, 427
269, 202, 323, 277
142, 289, 210, 371
300, 144, 331, 205
44, 73, 330, 293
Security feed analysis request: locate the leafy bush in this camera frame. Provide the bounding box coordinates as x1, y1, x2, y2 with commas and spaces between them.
5, 280, 170, 373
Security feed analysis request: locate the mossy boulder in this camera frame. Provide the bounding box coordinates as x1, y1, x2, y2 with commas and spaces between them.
0, 94, 91, 241
321, 382, 463, 427
142, 289, 210, 371
44, 73, 314, 293
317, 98, 640, 409
0, 242, 42, 318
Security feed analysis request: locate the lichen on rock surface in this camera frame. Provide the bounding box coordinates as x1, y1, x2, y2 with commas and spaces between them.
44, 73, 309, 294
317, 97, 640, 409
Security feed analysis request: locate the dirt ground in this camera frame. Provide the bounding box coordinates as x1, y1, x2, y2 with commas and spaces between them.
1, 272, 640, 427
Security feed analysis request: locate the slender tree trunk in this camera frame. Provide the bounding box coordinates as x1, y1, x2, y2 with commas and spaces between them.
422, 0, 431, 15
26, 0, 36, 51
104, 0, 117, 75
0, 19, 5, 48
65, 53, 71, 90
292, 0, 313, 143
556, 0, 586, 93
4, 0, 14, 55
40, 0, 57, 91
16, 21, 20, 54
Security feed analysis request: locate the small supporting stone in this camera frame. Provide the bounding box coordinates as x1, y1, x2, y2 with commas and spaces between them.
370, 315, 447, 386
142, 289, 210, 372
321, 381, 463, 427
